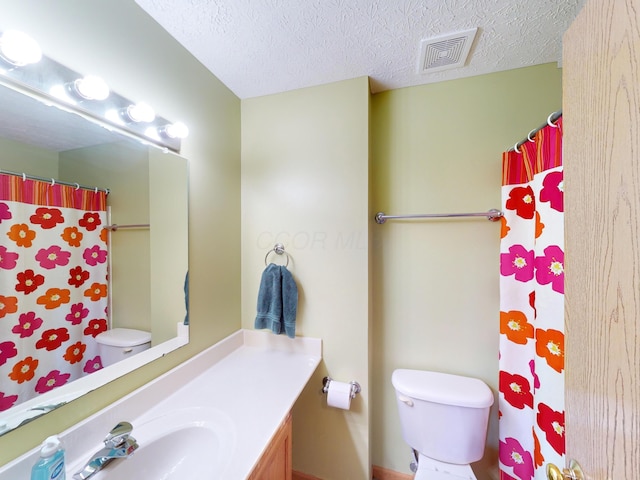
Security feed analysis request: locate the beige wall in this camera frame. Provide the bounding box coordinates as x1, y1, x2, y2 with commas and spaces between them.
241, 77, 370, 480
370, 63, 563, 477
0, 0, 241, 463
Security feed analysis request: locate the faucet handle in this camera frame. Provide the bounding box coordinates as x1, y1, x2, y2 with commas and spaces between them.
104, 421, 133, 448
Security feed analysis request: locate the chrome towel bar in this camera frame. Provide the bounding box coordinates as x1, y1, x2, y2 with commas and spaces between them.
375, 209, 503, 224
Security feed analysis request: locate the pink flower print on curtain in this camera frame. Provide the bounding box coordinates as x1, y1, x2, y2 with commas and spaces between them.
539, 171, 563, 212
0, 176, 108, 410
500, 245, 535, 282
12, 312, 44, 337
499, 437, 534, 480
0, 245, 19, 269
499, 117, 565, 479
35, 245, 71, 269
535, 246, 564, 294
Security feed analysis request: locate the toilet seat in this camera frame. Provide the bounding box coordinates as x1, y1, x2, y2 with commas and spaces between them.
414, 454, 477, 480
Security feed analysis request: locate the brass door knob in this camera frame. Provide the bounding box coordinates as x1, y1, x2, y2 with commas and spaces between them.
547, 459, 584, 480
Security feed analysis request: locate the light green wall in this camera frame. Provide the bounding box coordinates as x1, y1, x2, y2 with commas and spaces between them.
370, 63, 563, 477
149, 149, 189, 345
0, 6, 562, 475
241, 77, 370, 480
61, 143, 152, 334
0, 138, 59, 176
0, 0, 241, 463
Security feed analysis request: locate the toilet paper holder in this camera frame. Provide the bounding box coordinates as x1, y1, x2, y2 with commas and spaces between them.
322, 376, 361, 399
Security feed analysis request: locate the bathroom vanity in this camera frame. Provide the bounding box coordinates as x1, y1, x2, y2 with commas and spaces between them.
0, 330, 321, 479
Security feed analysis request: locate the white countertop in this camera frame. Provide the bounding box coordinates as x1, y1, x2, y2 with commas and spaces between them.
0, 329, 322, 479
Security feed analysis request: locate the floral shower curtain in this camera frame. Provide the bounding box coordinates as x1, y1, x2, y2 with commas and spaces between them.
0, 174, 108, 411
498, 117, 564, 480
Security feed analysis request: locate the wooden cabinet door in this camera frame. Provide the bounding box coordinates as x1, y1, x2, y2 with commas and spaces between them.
248, 413, 292, 480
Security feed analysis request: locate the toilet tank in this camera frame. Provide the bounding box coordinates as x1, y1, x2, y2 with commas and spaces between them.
392, 369, 494, 465
95, 328, 152, 367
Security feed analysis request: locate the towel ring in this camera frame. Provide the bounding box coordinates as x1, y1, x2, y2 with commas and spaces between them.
264, 243, 290, 267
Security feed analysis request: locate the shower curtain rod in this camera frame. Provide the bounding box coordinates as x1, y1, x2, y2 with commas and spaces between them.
0, 169, 110, 194
508, 110, 562, 152
375, 209, 503, 224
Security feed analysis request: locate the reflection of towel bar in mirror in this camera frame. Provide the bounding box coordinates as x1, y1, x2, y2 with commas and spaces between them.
264, 243, 290, 267
106, 223, 151, 231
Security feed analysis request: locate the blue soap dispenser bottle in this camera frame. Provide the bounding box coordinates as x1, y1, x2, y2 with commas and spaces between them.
31, 435, 66, 480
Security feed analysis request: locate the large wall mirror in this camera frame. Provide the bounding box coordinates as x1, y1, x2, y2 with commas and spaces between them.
0, 74, 189, 434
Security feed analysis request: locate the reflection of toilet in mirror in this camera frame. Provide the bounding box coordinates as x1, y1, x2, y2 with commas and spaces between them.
95, 328, 152, 367
392, 369, 494, 480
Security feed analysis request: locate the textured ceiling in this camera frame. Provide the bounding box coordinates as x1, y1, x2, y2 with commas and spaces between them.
135, 0, 585, 99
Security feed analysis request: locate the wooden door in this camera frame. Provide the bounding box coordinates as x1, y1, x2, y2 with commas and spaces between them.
563, 0, 640, 478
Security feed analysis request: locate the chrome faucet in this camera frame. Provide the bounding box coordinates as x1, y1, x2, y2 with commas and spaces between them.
73, 421, 138, 480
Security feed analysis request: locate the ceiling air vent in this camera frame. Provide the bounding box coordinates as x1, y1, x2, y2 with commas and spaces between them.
418, 28, 478, 74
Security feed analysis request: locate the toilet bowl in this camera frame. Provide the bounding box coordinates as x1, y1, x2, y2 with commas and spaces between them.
392, 369, 494, 480
95, 328, 152, 367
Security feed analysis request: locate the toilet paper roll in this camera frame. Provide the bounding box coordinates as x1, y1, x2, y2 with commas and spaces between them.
326, 380, 353, 410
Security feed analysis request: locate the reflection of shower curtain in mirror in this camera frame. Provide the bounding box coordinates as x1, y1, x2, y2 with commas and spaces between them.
0, 174, 108, 410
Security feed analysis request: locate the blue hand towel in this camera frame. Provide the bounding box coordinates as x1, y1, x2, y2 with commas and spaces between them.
281, 266, 298, 338
255, 263, 298, 338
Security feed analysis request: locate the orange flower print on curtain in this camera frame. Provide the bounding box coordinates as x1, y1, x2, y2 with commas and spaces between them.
0, 295, 18, 318
500, 310, 534, 344
9, 356, 39, 383
535, 329, 564, 373
499, 116, 564, 479
0, 175, 108, 411
7, 223, 36, 247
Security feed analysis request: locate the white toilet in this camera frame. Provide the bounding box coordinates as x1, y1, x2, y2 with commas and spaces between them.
95, 328, 152, 367
392, 369, 494, 480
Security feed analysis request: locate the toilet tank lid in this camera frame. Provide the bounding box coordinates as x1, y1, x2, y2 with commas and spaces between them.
392, 369, 494, 408
95, 328, 152, 347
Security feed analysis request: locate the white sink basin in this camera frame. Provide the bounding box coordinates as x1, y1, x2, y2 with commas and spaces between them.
69, 407, 236, 479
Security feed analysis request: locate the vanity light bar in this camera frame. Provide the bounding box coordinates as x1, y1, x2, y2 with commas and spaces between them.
126, 102, 155, 123
160, 122, 189, 139
0, 29, 188, 153
0, 30, 42, 67
71, 75, 110, 101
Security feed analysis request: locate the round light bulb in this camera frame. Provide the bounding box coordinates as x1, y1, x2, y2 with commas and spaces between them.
73, 75, 110, 100
105, 109, 124, 125
0, 30, 42, 66
165, 122, 189, 139
127, 102, 155, 123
